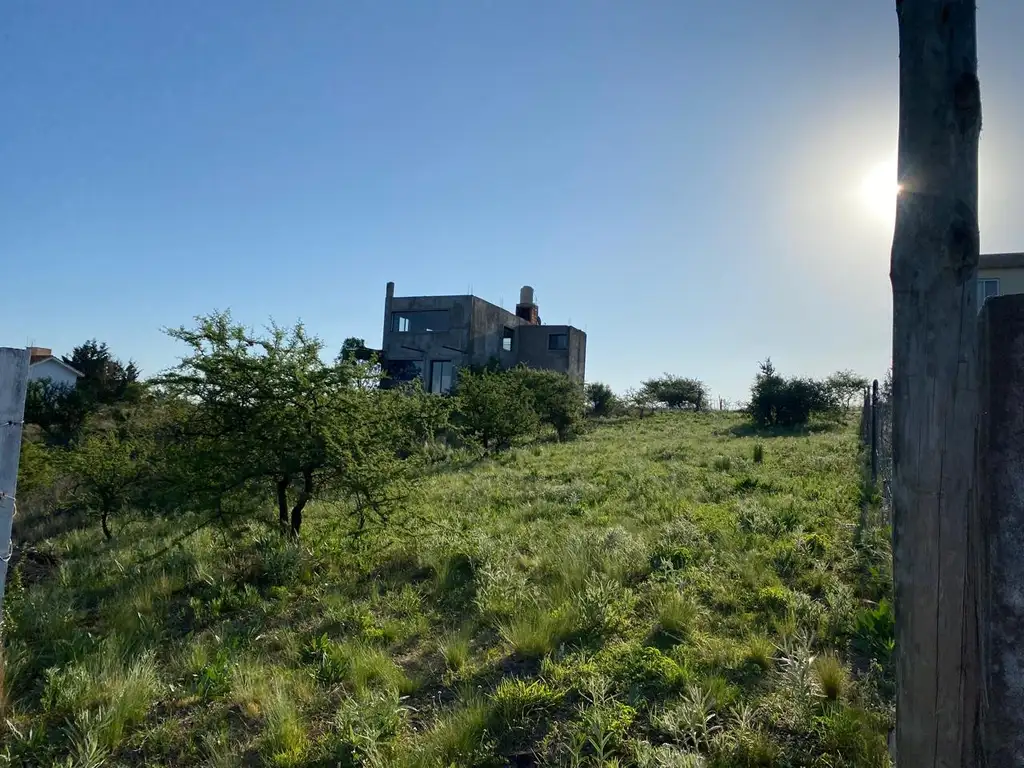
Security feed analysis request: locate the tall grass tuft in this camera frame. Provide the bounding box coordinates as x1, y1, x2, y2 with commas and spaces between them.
753, 443, 764, 464
498, 605, 577, 658
437, 628, 473, 673
260, 684, 308, 767
656, 589, 698, 641
812, 652, 848, 702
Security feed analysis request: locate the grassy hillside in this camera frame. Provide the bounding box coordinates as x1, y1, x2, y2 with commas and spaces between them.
2, 413, 894, 767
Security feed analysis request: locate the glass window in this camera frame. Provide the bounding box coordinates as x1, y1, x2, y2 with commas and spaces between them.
430, 360, 454, 394
978, 278, 1000, 309
548, 333, 568, 351
391, 310, 451, 333
502, 327, 514, 352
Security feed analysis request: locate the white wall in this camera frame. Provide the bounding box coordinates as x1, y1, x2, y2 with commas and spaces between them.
27, 358, 79, 388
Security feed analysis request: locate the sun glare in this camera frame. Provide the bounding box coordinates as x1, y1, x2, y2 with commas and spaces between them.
860, 157, 901, 221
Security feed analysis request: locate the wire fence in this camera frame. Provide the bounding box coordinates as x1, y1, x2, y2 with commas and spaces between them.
860, 378, 893, 522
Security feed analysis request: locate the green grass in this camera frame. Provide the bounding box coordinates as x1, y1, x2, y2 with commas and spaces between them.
2, 412, 894, 766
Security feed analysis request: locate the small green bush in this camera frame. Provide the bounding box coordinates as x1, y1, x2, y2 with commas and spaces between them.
748, 358, 838, 428
585, 382, 620, 417
516, 368, 586, 441
452, 368, 539, 450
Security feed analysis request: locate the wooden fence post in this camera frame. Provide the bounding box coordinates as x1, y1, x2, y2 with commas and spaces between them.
976, 294, 1024, 763
861, 389, 871, 447
0, 347, 30, 630
890, 1, 982, 764
871, 379, 879, 485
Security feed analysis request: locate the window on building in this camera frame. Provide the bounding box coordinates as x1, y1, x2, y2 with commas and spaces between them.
502, 327, 514, 352
978, 278, 1000, 309
548, 333, 568, 351
429, 360, 454, 394
391, 310, 451, 333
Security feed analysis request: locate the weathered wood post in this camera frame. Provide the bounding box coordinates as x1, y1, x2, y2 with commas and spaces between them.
871, 379, 879, 484
0, 347, 30, 629
976, 294, 1024, 764
861, 389, 871, 446
890, 0, 982, 764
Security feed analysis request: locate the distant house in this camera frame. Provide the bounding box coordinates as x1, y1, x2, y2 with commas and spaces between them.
978, 252, 1024, 309
26, 347, 82, 388
380, 282, 586, 393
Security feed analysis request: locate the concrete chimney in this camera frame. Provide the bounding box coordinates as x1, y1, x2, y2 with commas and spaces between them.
383, 281, 396, 348
27, 346, 52, 364
515, 285, 541, 325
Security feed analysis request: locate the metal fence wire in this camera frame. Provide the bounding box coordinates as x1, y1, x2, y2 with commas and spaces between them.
861, 378, 893, 521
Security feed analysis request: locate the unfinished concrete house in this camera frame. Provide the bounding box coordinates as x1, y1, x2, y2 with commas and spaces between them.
380, 282, 586, 392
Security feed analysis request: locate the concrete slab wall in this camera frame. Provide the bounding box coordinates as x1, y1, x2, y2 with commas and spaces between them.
470, 297, 523, 369
382, 295, 473, 378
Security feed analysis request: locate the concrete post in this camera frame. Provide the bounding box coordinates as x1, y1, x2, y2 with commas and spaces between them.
0, 347, 30, 631
977, 293, 1024, 764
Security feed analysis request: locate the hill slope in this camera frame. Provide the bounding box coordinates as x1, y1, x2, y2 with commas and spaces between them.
2, 413, 894, 767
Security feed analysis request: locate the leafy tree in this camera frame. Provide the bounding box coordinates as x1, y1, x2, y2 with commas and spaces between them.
622, 387, 657, 419
748, 358, 837, 428
159, 312, 391, 536
585, 382, 619, 417
64, 339, 141, 406
825, 370, 870, 410
452, 369, 539, 450
516, 368, 585, 441
24, 341, 142, 445
66, 415, 154, 540
641, 375, 708, 411
340, 337, 375, 362
23, 380, 90, 445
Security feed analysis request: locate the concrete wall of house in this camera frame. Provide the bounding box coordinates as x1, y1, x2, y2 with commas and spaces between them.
470, 297, 523, 369
567, 328, 587, 381
382, 295, 473, 387
979, 268, 1024, 297
27, 359, 79, 388
515, 324, 586, 380
381, 284, 587, 386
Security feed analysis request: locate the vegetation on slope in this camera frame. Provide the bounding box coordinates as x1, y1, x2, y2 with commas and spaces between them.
2, 412, 893, 767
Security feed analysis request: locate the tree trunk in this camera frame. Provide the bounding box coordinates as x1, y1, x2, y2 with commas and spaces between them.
276, 475, 290, 530
890, 1, 982, 765
101, 509, 112, 541
289, 468, 313, 537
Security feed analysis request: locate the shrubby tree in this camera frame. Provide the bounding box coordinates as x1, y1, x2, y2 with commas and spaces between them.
825, 369, 870, 410
340, 336, 375, 362
585, 382, 619, 417
640, 375, 708, 411
66, 413, 155, 540
748, 358, 837, 428
23, 380, 90, 445
515, 368, 585, 441
452, 368, 538, 451
64, 340, 142, 406
622, 387, 657, 419
160, 312, 430, 536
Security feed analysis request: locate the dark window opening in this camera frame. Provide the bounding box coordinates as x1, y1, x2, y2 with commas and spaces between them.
548, 333, 568, 351
502, 327, 514, 352
392, 310, 451, 333
429, 360, 454, 394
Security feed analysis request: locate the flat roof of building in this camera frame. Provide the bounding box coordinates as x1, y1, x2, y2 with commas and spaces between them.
980, 252, 1024, 269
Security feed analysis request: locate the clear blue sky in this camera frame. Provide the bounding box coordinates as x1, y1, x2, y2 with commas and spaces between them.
3, 2, 1024, 402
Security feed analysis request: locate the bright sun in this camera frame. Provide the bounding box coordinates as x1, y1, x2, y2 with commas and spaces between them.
860, 157, 901, 221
